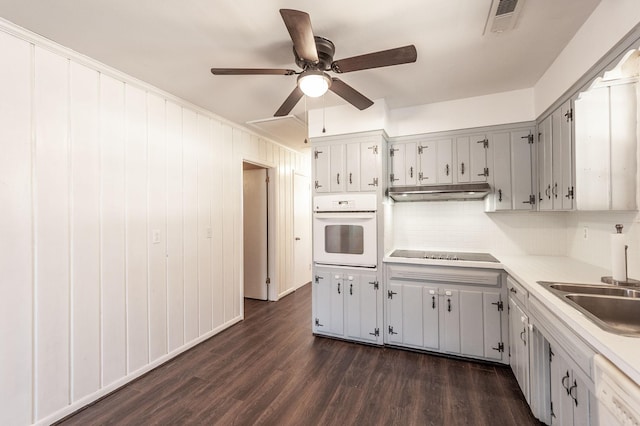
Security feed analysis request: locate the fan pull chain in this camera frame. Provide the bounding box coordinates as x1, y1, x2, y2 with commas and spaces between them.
322, 93, 326, 133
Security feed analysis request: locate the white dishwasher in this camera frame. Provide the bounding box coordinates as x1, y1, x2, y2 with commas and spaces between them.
594, 354, 640, 426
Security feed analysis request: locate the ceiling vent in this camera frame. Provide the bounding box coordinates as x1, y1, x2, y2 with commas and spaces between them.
484, 0, 526, 34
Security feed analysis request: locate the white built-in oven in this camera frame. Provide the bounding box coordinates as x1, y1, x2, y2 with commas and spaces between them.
313, 194, 377, 268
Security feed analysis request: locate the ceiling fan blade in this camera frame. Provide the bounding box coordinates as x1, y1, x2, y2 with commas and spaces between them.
331, 45, 417, 73
329, 78, 374, 110
274, 86, 304, 117
280, 9, 318, 63
211, 68, 296, 76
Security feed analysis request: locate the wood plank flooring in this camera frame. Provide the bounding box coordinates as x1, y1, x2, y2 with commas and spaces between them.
58, 283, 542, 425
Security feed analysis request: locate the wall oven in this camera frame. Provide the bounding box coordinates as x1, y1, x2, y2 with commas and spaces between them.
313, 194, 377, 268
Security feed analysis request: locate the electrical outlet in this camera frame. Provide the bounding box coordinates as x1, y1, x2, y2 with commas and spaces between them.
583, 226, 589, 240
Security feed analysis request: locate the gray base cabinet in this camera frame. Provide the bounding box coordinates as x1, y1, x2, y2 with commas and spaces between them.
312, 266, 382, 345
386, 264, 507, 363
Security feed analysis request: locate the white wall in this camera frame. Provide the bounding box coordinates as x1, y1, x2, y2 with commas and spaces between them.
534, 0, 640, 115
308, 99, 389, 138
387, 88, 535, 136
392, 201, 567, 257
0, 21, 308, 426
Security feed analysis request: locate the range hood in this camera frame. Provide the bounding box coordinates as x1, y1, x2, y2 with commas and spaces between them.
388, 182, 492, 202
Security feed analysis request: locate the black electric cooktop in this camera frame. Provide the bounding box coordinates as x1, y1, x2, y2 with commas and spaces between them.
389, 249, 499, 263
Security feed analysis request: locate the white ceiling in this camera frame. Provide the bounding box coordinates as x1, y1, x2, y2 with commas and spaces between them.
0, 0, 600, 149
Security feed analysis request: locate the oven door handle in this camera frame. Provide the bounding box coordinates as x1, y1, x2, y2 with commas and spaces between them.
313, 212, 376, 220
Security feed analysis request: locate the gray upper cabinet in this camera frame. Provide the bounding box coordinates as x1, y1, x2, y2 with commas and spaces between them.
537, 100, 574, 211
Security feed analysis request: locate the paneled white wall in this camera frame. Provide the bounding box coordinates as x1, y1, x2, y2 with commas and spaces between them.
0, 22, 309, 425
392, 201, 568, 256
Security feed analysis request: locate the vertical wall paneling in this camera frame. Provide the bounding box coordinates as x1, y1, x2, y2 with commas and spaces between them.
34, 46, 71, 419
165, 101, 185, 352
147, 94, 168, 361
197, 114, 213, 333
0, 32, 33, 426
182, 108, 199, 341
0, 22, 302, 423
223, 129, 238, 320
124, 84, 149, 372
211, 120, 224, 328
99, 73, 127, 387
69, 61, 101, 401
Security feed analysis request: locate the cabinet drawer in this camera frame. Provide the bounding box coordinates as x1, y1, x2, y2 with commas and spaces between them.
506, 276, 528, 307
387, 264, 502, 287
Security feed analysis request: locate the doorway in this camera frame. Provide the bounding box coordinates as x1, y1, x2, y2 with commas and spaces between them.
293, 172, 312, 288
243, 162, 269, 300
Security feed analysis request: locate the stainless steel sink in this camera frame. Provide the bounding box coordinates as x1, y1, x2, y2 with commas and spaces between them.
548, 283, 640, 298
565, 295, 640, 336
538, 281, 640, 337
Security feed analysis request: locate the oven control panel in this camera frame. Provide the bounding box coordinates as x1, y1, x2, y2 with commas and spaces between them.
314, 193, 377, 212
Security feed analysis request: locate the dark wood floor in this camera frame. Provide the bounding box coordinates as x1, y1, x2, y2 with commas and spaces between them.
58, 283, 541, 426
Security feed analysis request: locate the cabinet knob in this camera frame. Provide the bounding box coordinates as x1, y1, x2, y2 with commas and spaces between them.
460, 162, 465, 175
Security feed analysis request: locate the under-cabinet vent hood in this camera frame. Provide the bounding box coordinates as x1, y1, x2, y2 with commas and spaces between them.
388, 183, 491, 202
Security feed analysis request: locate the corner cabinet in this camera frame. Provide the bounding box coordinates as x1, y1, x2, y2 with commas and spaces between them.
486, 126, 537, 211
312, 132, 385, 194
385, 263, 507, 363
312, 266, 383, 345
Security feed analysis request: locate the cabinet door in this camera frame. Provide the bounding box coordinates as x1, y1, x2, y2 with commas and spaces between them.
346, 273, 378, 342
559, 101, 574, 209
329, 145, 345, 192
422, 287, 440, 350
389, 143, 405, 187
404, 142, 417, 186
436, 138, 453, 184
551, 109, 563, 209
459, 290, 483, 357
387, 281, 403, 344
313, 270, 332, 333
329, 273, 345, 335
511, 129, 535, 210
360, 141, 380, 191
550, 346, 573, 426
491, 132, 513, 210
469, 134, 489, 183
345, 143, 360, 192
456, 137, 470, 183
570, 371, 591, 426
483, 291, 504, 361
610, 83, 637, 210
442, 289, 460, 353
509, 298, 530, 402
402, 283, 425, 347
313, 147, 330, 193
417, 141, 436, 184
538, 115, 553, 211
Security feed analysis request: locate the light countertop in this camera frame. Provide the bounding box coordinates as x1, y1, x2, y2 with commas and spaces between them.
384, 252, 640, 385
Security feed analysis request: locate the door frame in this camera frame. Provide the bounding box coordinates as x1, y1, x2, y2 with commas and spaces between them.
240, 159, 277, 305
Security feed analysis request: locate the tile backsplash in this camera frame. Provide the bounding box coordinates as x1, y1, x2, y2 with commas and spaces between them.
391, 201, 568, 256
392, 200, 640, 278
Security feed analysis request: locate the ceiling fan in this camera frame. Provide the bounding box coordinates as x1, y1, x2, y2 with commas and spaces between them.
211, 9, 417, 117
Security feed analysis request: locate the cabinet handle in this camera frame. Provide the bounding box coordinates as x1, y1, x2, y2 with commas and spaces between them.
498, 189, 502, 202
337, 283, 341, 294
561, 371, 570, 393
461, 162, 465, 175
569, 380, 578, 406
520, 328, 527, 345
509, 287, 517, 294
432, 295, 436, 309
553, 183, 558, 198
349, 173, 352, 185
409, 166, 414, 178
336, 173, 340, 185
447, 298, 452, 312
545, 185, 551, 199
314, 180, 322, 189
349, 283, 353, 295
445, 164, 450, 176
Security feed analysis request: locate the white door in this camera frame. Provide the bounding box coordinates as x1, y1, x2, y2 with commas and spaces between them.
329, 144, 345, 192
243, 167, 268, 300
313, 146, 330, 193
389, 143, 406, 186
442, 289, 460, 353
346, 143, 361, 191
491, 132, 513, 210
417, 141, 436, 184
511, 129, 535, 210
293, 173, 311, 289
360, 141, 380, 190
422, 286, 440, 350
436, 138, 453, 183
469, 134, 488, 182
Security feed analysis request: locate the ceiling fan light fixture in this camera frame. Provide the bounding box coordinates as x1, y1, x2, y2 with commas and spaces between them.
298, 71, 331, 97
